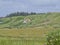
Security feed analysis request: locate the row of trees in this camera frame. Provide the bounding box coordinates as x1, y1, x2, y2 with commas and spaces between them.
6, 12, 47, 17
6, 12, 37, 17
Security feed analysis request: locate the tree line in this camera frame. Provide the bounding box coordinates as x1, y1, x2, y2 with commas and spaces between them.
6, 12, 46, 17
6, 12, 37, 17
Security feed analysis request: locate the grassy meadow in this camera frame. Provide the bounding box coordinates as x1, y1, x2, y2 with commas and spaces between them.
0, 13, 60, 45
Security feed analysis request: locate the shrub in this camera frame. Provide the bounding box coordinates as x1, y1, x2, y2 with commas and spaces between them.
47, 30, 60, 45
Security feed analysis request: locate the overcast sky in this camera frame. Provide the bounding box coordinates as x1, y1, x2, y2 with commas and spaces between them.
0, 0, 60, 17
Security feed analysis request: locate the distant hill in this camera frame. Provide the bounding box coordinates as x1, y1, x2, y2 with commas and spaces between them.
0, 12, 60, 29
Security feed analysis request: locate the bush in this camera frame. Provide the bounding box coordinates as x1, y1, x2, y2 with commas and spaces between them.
47, 30, 60, 45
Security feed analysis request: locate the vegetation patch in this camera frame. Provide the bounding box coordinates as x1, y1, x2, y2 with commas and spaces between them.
47, 30, 60, 45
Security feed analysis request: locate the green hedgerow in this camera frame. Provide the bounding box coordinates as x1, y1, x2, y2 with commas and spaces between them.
47, 30, 60, 45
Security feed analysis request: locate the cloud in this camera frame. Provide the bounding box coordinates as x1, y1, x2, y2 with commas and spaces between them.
0, 0, 60, 17
0, 0, 29, 17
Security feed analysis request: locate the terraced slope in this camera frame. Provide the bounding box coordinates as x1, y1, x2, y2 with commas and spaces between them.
0, 13, 60, 45
0, 13, 60, 28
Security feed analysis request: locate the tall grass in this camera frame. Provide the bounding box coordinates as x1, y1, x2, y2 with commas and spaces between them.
0, 37, 45, 45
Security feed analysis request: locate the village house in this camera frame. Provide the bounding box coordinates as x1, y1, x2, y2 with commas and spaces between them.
23, 17, 31, 24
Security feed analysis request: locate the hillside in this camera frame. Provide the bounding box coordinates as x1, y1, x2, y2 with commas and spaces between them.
0, 13, 60, 29
0, 13, 60, 45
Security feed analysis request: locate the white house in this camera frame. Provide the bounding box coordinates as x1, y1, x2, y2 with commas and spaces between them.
23, 17, 31, 24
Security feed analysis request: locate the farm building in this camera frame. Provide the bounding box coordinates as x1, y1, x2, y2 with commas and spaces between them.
23, 17, 31, 24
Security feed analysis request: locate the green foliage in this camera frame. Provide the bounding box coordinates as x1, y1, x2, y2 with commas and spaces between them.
47, 30, 60, 45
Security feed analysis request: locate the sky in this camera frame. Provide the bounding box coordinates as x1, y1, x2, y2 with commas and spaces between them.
0, 0, 60, 17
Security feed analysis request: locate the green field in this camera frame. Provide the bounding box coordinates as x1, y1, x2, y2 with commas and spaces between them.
0, 13, 60, 45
